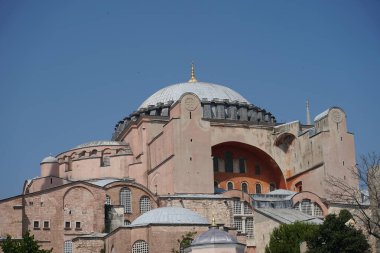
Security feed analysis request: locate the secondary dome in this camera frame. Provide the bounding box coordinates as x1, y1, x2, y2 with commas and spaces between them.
129, 207, 208, 227
139, 82, 249, 109
191, 227, 238, 246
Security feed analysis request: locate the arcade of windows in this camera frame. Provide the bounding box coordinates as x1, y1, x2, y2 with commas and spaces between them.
232, 200, 254, 238
225, 181, 276, 194
293, 199, 323, 217
213, 151, 246, 173
119, 188, 151, 214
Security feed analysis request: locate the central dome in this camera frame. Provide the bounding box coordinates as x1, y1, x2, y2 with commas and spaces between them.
139, 82, 249, 109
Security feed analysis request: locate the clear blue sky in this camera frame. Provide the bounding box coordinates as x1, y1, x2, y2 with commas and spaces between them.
0, 1, 379, 199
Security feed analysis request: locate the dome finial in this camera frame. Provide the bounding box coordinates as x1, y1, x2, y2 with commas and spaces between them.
188, 63, 198, 83
211, 215, 217, 227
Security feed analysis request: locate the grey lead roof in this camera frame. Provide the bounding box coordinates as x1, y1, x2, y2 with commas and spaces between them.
139, 82, 249, 109
191, 227, 239, 246
256, 208, 323, 225
129, 207, 209, 227
74, 141, 128, 149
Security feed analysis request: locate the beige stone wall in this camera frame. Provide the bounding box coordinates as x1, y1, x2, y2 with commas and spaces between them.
73, 238, 104, 253
253, 211, 281, 253
159, 198, 233, 227
21, 183, 105, 253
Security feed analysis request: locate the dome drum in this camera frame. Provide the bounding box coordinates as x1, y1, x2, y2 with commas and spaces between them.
112, 81, 276, 140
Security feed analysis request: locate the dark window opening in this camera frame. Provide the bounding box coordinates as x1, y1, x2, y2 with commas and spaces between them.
213, 157, 219, 172
225, 151, 233, 173
242, 182, 248, 193
295, 181, 302, 192
75, 222, 81, 229
255, 183, 262, 194
65, 221, 71, 229
255, 165, 261, 175
43, 221, 50, 229
227, 182, 234, 190
270, 182, 276, 192
239, 158, 246, 173
33, 221, 39, 229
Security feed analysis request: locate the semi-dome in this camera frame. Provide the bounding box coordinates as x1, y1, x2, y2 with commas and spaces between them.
191, 227, 238, 246
40, 156, 58, 163
139, 82, 249, 109
129, 207, 208, 227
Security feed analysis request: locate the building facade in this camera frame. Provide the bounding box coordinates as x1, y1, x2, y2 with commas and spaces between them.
0, 69, 359, 253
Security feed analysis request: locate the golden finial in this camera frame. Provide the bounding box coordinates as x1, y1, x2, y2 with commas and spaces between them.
188, 63, 197, 83
211, 215, 216, 227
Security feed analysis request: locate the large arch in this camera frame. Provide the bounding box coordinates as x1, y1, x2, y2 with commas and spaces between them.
212, 141, 287, 194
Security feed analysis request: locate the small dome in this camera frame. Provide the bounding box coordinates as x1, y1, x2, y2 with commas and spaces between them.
40, 156, 58, 163
130, 207, 208, 227
139, 82, 249, 109
191, 227, 238, 246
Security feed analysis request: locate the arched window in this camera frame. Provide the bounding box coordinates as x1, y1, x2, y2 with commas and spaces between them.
314, 204, 323, 217
101, 149, 111, 167
301, 199, 312, 215
269, 182, 276, 192
120, 188, 132, 213
105, 195, 111, 205
214, 181, 219, 188
139, 196, 151, 214
294, 199, 323, 217
64, 240, 72, 253
90, 149, 97, 156
241, 182, 248, 193
255, 183, 262, 194
227, 181, 234, 190
132, 240, 149, 253
295, 181, 303, 192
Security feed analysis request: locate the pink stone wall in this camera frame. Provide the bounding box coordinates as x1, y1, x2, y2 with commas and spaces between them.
0, 196, 23, 238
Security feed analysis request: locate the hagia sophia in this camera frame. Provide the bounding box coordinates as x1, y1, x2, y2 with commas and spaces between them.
0, 65, 361, 252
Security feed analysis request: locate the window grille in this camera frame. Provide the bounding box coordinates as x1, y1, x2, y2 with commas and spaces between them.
139, 196, 151, 214
120, 188, 132, 213
233, 200, 242, 214
242, 182, 248, 193
105, 195, 111, 205
64, 240, 72, 253
245, 217, 254, 238
132, 240, 149, 253
301, 200, 312, 215
234, 218, 243, 232
124, 220, 131, 226
314, 204, 323, 216
244, 202, 252, 214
